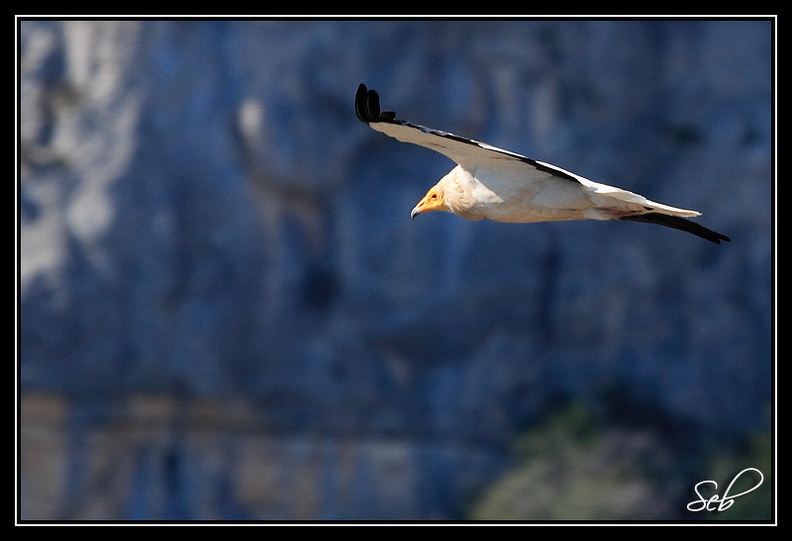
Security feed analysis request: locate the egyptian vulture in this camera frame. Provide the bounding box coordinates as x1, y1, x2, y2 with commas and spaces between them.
355, 84, 729, 244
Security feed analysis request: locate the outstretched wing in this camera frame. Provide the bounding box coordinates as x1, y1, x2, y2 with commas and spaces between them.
354, 83, 583, 185
355, 84, 730, 244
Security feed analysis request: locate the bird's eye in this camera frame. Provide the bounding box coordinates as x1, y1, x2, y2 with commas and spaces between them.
430, 193, 437, 199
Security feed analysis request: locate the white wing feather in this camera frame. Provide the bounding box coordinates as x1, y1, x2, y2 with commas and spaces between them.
354, 84, 729, 243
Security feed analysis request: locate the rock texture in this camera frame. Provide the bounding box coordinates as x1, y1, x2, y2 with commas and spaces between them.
19, 19, 773, 520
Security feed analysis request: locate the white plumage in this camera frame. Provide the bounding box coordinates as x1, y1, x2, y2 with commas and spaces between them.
355, 84, 729, 244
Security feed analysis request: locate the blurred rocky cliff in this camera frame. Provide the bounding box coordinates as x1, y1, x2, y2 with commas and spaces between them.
19, 19, 773, 521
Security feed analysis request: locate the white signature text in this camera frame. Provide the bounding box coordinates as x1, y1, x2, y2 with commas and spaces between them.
686, 467, 764, 512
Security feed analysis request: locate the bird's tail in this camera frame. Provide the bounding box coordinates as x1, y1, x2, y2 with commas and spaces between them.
620, 213, 731, 244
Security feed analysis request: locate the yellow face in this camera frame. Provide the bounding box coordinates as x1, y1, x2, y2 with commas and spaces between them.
410, 188, 445, 219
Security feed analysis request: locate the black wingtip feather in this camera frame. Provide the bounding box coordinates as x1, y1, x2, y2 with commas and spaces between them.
620, 213, 731, 244
355, 83, 379, 123
355, 83, 400, 124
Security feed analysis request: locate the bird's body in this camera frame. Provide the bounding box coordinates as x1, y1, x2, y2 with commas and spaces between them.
355, 84, 729, 244
421, 164, 702, 224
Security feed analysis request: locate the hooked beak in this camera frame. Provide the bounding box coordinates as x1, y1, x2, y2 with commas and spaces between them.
410, 190, 444, 220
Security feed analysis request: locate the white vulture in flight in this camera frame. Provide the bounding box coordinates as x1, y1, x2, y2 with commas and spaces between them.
355, 84, 730, 244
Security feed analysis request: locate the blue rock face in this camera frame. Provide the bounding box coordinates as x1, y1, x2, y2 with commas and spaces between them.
19, 19, 773, 520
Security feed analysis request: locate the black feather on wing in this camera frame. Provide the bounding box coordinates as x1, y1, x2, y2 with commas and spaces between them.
355, 84, 582, 183
355, 83, 386, 123
620, 213, 731, 244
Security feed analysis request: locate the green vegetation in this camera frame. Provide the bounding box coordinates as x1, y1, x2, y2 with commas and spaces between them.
696, 428, 772, 521
468, 400, 772, 522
